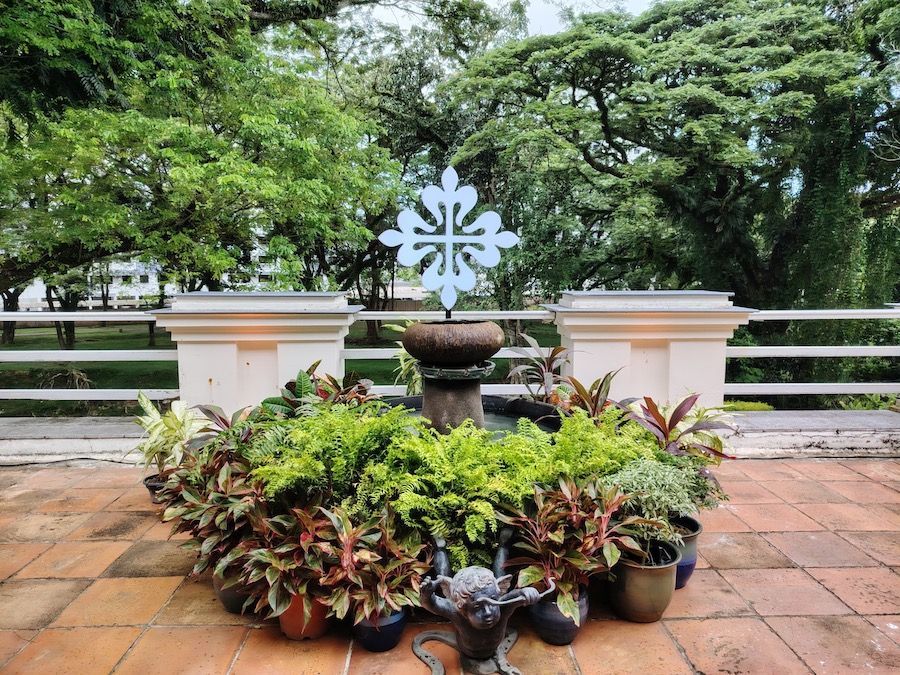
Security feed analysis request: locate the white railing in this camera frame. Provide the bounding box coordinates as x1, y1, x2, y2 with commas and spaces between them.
0, 306, 896, 401
0, 311, 178, 401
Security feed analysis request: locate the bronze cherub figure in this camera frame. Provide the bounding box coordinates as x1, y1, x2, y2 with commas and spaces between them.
412, 534, 555, 675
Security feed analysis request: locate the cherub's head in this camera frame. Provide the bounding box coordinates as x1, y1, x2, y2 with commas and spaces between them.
443, 567, 512, 629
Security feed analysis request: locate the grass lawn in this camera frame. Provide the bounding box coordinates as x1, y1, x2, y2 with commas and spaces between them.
0, 320, 561, 416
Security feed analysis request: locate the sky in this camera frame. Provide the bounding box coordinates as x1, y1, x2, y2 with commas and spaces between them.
525, 0, 653, 34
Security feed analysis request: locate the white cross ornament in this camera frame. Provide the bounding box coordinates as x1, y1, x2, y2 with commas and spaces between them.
379, 166, 519, 310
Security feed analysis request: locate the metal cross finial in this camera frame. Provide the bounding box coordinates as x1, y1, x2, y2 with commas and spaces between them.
378, 167, 520, 311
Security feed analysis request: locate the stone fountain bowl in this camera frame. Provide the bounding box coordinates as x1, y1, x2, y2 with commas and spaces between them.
401, 320, 505, 367
387, 395, 562, 432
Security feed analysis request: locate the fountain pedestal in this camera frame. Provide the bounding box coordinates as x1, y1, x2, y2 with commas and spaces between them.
402, 321, 505, 432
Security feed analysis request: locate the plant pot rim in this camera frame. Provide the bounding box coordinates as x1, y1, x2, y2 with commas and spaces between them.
358, 608, 407, 628
670, 513, 703, 537
619, 541, 682, 570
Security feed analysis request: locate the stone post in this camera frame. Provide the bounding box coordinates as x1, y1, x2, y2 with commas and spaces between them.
547, 291, 755, 407
153, 292, 362, 413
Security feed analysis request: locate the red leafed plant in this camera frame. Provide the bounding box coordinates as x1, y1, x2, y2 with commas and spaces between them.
497, 478, 659, 624
563, 369, 621, 419
624, 394, 734, 461
508, 333, 569, 403
318, 508, 431, 625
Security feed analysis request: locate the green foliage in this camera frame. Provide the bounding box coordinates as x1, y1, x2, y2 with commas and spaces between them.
133, 392, 205, 476
723, 400, 775, 412
247, 403, 427, 501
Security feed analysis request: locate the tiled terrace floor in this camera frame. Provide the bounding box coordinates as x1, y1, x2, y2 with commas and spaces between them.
0, 459, 899, 674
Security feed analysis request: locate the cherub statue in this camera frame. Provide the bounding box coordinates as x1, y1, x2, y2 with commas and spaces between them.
412, 535, 555, 675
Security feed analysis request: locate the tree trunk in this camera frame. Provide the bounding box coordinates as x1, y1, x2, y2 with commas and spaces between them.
46, 286, 67, 349
2, 287, 23, 344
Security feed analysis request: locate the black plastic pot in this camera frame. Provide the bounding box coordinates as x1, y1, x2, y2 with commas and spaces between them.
352, 609, 408, 652
610, 541, 681, 623
212, 573, 249, 614
671, 514, 703, 589
142, 474, 166, 503
528, 588, 589, 645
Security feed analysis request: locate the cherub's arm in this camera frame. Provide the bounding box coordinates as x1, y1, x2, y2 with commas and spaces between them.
420, 577, 454, 619
497, 586, 542, 613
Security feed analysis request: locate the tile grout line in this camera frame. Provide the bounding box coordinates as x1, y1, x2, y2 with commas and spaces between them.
341, 638, 354, 675
224, 625, 253, 675
565, 643, 583, 675
658, 619, 699, 674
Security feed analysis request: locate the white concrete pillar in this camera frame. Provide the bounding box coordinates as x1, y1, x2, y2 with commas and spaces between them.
548, 291, 755, 407
153, 293, 362, 413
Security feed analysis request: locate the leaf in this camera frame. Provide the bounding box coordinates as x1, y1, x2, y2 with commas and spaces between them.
517, 565, 545, 588
602, 541, 621, 569
556, 590, 581, 626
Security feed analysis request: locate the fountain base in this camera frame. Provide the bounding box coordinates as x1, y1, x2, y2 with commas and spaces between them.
419, 362, 494, 431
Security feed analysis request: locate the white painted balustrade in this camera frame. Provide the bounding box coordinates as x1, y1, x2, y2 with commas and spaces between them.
0, 292, 896, 408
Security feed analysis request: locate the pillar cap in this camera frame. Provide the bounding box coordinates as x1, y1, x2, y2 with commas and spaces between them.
546, 290, 756, 314
152, 291, 363, 315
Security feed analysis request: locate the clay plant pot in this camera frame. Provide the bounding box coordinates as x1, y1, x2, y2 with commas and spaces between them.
352, 609, 408, 652
670, 514, 703, 589
142, 474, 166, 504
528, 588, 589, 645
212, 573, 249, 615
279, 595, 329, 640
401, 320, 505, 366
610, 541, 681, 623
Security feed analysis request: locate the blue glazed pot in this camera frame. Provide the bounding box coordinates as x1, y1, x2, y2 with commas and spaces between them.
528, 587, 589, 645
671, 515, 703, 589
352, 609, 407, 652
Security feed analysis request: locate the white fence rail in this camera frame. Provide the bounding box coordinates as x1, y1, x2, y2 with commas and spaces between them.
0, 305, 896, 401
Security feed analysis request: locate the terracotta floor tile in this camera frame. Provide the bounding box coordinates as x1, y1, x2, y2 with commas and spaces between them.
721, 569, 850, 616
700, 532, 795, 569
0, 512, 92, 542
63, 511, 159, 541
75, 468, 145, 489
667, 617, 809, 674
841, 460, 900, 482
664, 570, 753, 619
18, 469, 95, 490
140, 519, 191, 541
867, 615, 900, 646
808, 568, 900, 614
712, 461, 751, 480
36, 488, 124, 513
796, 503, 900, 531
727, 504, 825, 532
0, 630, 36, 668
0, 470, 30, 490
0, 543, 51, 580
15, 541, 131, 579
767, 615, 900, 674
154, 576, 257, 626
697, 506, 752, 533
349, 622, 461, 674
839, 532, 900, 566
762, 480, 847, 504
764, 531, 878, 567
695, 553, 710, 569
0, 579, 90, 629
101, 540, 196, 577
51, 576, 183, 627
573, 619, 690, 674
231, 625, 350, 675
107, 486, 161, 512
785, 459, 869, 481
0, 489, 58, 515
1, 626, 141, 675
827, 481, 900, 504
717, 480, 782, 504
503, 622, 579, 674
736, 461, 806, 481
115, 625, 247, 675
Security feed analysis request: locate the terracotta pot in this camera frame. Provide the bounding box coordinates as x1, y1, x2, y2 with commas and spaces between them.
670, 514, 703, 589
528, 587, 589, 645
212, 573, 249, 615
352, 609, 408, 652
401, 320, 504, 366
610, 541, 681, 623
279, 595, 329, 640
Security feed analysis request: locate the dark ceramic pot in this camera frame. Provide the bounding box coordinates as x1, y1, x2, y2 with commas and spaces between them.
352, 609, 408, 652
212, 573, 249, 615
528, 588, 589, 645
671, 514, 703, 589
610, 541, 681, 623
401, 320, 505, 366
279, 596, 329, 640
143, 474, 166, 503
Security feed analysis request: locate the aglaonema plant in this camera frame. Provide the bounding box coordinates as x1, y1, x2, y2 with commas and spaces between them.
498, 478, 659, 624
318, 508, 430, 625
